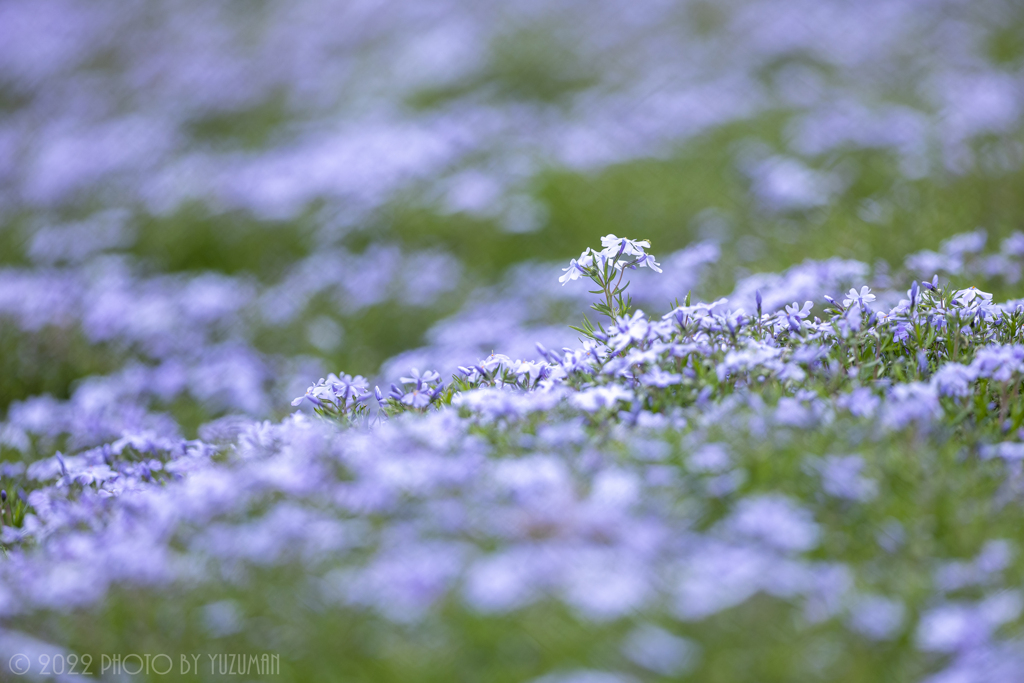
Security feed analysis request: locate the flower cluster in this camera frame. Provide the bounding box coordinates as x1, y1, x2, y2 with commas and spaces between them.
291, 373, 372, 420
384, 368, 446, 411
5, 234, 1024, 683
560, 235, 662, 322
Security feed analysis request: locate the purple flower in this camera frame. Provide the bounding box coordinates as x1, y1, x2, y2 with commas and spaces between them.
817, 455, 878, 502
400, 387, 433, 408
784, 301, 813, 320
883, 383, 940, 429
609, 311, 650, 352
723, 495, 820, 552
848, 595, 905, 641
399, 368, 441, 386
932, 363, 978, 397
621, 624, 699, 676
917, 593, 1023, 653
942, 230, 987, 258
640, 367, 682, 388
970, 345, 1024, 382
689, 443, 732, 473
570, 385, 633, 412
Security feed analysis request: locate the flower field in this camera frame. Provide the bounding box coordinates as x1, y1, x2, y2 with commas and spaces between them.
2, 1, 1024, 681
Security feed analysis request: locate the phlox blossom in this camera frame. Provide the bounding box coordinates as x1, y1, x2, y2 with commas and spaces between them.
953, 286, 993, 308
609, 310, 650, 352
631, 253, 663, 273
600, 234, 651, 258
571, 384, 633, 412
401, 387, 433, 408
931, 363, 978, 397
969, 344, 1024, 382
559, 249, 596, 285
400, 368, 441, 386
843, 286, 876, 309
784, 301, 813, 320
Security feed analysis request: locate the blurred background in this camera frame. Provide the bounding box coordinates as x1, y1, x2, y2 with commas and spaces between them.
2, 3, 1024, 682
0, 0, 1023, 434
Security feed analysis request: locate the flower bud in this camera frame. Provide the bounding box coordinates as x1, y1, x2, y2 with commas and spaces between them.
535, 342, 553, 362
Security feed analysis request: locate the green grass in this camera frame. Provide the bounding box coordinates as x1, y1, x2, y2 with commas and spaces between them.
0, 325, 120, 412
184, 91, 294, 150
133, 204, 318, 280
406, 25, 599, 110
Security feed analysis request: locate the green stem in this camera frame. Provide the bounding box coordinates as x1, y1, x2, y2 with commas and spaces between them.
999, 382, 1010, 431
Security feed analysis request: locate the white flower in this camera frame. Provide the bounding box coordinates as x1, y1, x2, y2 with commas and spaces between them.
843, 286, 876, 308
953, 286, 993, 308
512, 360, 546, 383
634, 253, 662, 273
597, 235, 663, 273
600, 234, 651, 258
479, 353, 513, 373
559, 249, 596, 285
291, 384, 320, 406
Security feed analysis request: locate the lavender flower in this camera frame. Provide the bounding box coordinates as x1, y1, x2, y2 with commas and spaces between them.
817, 455, 878, 502
932, 363, 978, 397
559, 250, 595, 285
399, 368, 441, 386
843, 286, 876, 309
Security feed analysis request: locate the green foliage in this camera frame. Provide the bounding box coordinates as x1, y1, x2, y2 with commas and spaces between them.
185, 91, 293, 149
537, 128, 1024, 298
406, 26, 598, 110
0, 221, 29, 266
133, 205, 316, 280
0, 323, 119, 414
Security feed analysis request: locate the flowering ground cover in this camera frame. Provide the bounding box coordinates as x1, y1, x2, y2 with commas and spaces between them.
2, 1, 1024, 681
